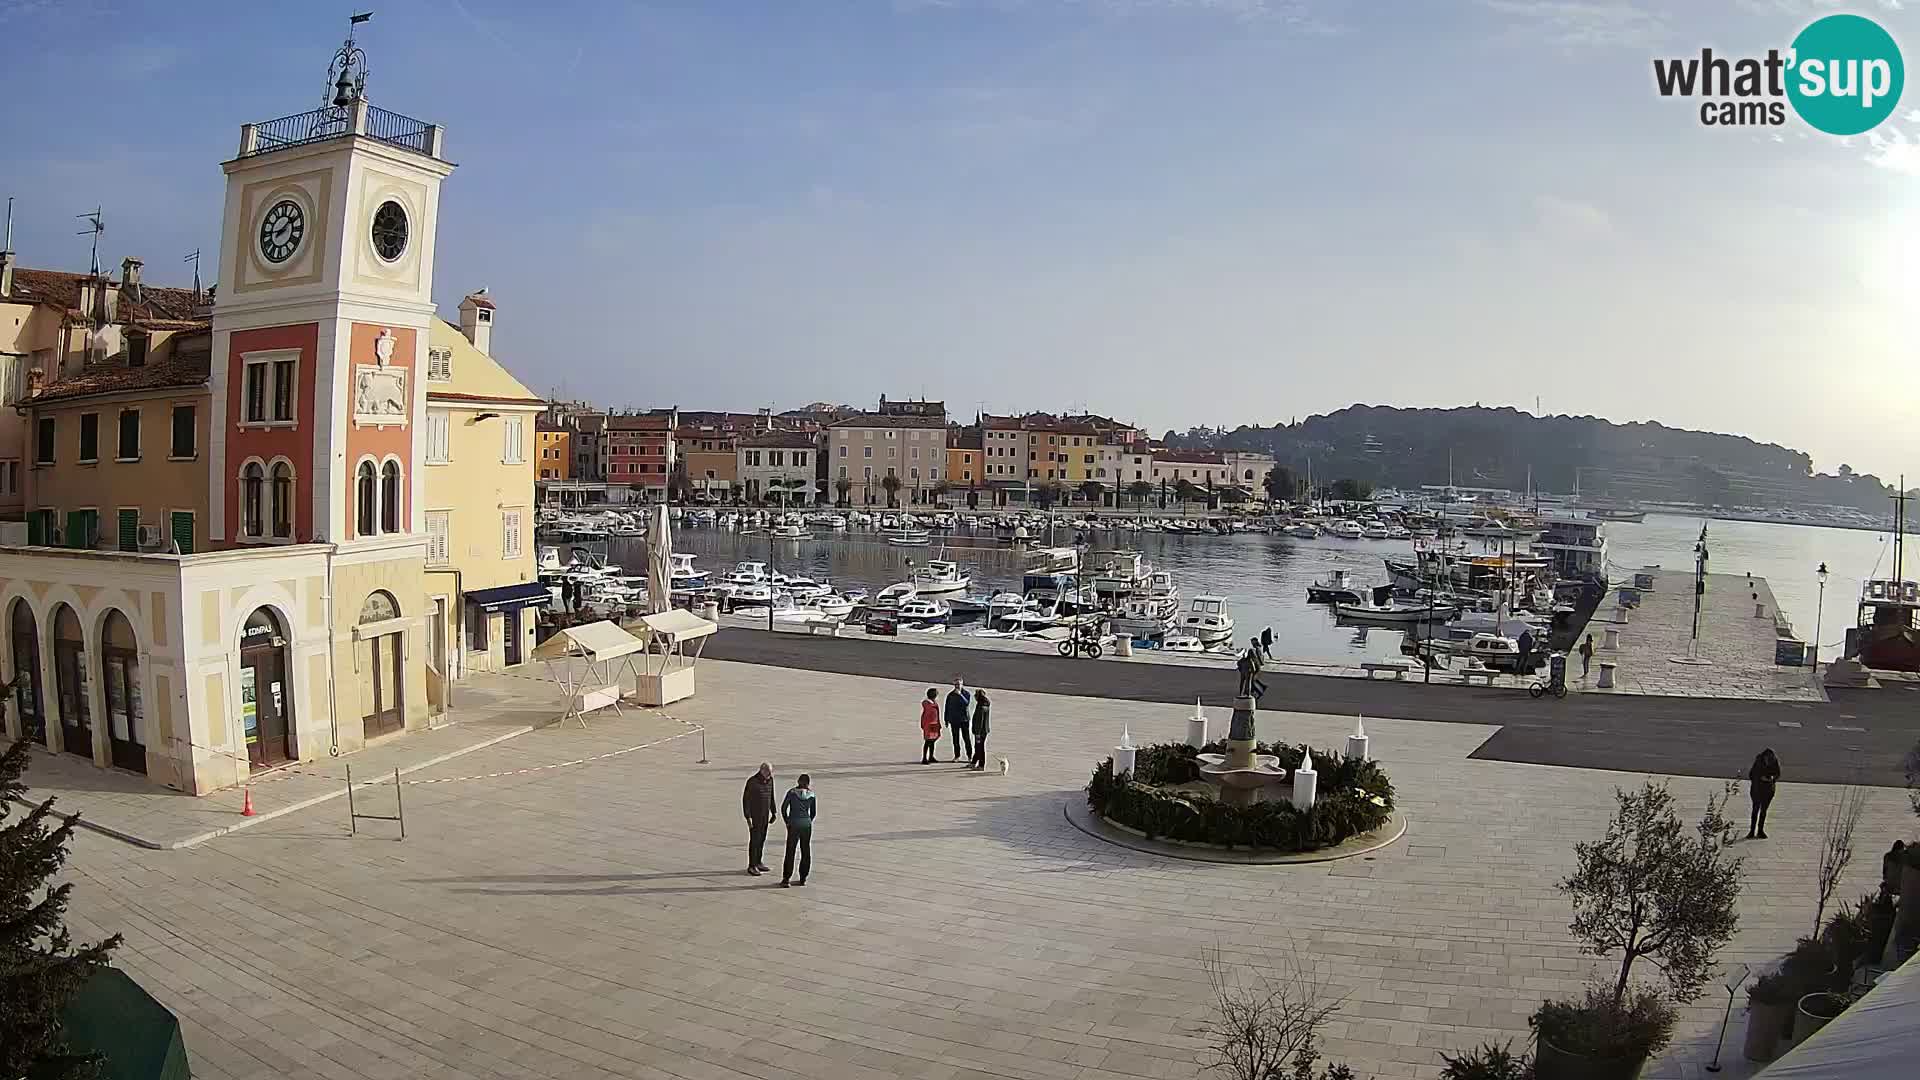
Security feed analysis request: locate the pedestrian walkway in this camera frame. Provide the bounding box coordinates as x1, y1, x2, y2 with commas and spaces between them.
51, 657, 1915, 1080
1591, 570, 1824, 702
11, 668, 583, 848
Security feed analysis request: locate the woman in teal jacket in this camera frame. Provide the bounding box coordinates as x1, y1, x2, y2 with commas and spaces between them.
780, 774, 816, 887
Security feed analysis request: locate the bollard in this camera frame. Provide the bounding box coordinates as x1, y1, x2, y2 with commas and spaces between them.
1346, 714, 1370, 763
1186, 699, 1208, 748
1615, 605, 1630, 625
1113, 725, 1137, 777
1603, 627, 1620, 650
1597, 661, 1617, 689
1114, 635, 1133, 658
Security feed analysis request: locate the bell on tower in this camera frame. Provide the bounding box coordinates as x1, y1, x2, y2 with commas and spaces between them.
327, 12, 373, 109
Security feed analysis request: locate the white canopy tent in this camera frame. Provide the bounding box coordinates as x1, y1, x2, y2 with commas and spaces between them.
625, 607, 716, 705
1760, 951, 1920, 1078
531, 620, 646, 727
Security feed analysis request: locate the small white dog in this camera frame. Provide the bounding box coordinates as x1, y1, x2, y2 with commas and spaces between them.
997, 757, 1010, 775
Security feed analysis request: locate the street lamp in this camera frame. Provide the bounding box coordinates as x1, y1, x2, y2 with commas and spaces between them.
1812, 561, 1828, 680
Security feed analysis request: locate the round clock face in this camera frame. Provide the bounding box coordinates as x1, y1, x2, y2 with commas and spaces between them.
370, 200, 409, 262
259, 199, 305, 264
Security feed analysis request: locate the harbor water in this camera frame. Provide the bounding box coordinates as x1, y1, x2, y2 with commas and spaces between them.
584, 512, 1894, 667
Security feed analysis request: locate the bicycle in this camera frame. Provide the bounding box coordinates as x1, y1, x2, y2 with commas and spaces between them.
1528, 676, 1567, 699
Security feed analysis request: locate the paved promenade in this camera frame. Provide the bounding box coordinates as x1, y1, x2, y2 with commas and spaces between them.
704, 630, 1920, 786
44, 658, 1917, 1080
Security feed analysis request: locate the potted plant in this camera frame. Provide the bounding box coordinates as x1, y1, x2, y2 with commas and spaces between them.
1440, 1040, 1532, 1080
1741, 973, 1794, 1063
1865, 889, 1896, 966
1536, 782, 1743, 1079
1793, 989, 1849, 1043
1823, 909, 1865, 992
1532, 987, 1674, 1080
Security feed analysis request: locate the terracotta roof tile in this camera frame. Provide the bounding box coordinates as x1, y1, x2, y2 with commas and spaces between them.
27, 333, 211, 404
828, 412, 946, 429
5, 267, 205, 327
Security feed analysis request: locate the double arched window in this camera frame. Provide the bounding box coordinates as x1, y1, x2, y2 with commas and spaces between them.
241, 458, 297, 541
356, 458, 405, 538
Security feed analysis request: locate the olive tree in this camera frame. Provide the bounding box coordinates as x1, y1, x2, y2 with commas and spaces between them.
1561, 780, 1743, 1006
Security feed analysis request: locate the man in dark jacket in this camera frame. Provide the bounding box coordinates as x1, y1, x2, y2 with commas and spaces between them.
742, 763, 775, 876
944, 678, 973, 762
968, 690, 992, 770
780, 774, 817, 887
1516, 629, 1535, 676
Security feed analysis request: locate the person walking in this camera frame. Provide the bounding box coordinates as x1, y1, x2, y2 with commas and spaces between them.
944, 678, 973, 762
1260, 627, 1274, 661
1577, 634, 1595, 680
742, 763, 775, 876
919, 688, 942, 765
1516, 628, 1536, 676
1747, 748, 1780, 839
780, 773, 816, 887
969, 690, 993, 770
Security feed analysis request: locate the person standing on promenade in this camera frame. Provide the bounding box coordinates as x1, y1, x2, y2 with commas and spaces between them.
1747, 748, 1781, 839
742, 763, 775, 876
780, 774, 816, 887
945, 678, 973, 762
969, 690, 993, 770
919, 688, 942, 764
1577, 634, 1595, 681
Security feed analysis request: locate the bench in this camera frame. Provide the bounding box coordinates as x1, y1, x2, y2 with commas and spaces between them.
1360, 661, 1412, 681
1461, 668, 1501, 686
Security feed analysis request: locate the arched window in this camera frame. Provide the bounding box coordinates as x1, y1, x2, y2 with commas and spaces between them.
356, 461, 377, 537
101, 610, 144, 773
51, 604, 90, 759
380, 461, 401, 534
270, 461, 294, 539
241, 462, 265, 538
10, 600, 45, 745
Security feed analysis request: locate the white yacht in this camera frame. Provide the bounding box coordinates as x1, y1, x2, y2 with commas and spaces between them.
872, 582, 918, 608
1109, 594, 1178, 640
1179, 594, 1236, 645
1327, 520, 1366, 540
896, 597, 951, 624
667, 553, 708, 590
910, 559, 971, 596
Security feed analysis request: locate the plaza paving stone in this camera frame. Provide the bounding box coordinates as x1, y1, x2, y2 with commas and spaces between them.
45, 658, 1919, 1080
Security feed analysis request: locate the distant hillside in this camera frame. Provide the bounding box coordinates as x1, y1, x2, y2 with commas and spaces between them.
1164, 405, 1898, 512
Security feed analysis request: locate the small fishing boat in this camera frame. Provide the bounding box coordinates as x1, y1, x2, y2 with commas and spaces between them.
1285, 523, 1320, 539
770, 523, 810, 540
910, 559, 971, 596
1306, 569, 1363, 605
896, 597, 951, 624
886, 530, 932, 546
1161, 634, 1206, 653
871, 582, 918, 609
1179, 594, 1236, 645
1327, 520, 1366, 540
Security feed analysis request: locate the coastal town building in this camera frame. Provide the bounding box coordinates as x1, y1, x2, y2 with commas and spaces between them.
423, 307, 543, 679
1150, 449, 1232, 494
1223, 450, 1277, 493
827, 398, 946, 506
946, 427, 982, 501
0, 48, 540, 794
603, 409, 676, 501
535, 418, 570, 481
0, 259, 212, 522
737, 431, 818, 504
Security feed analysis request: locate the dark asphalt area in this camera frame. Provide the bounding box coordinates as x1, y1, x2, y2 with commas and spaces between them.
705, 629, 1920, 786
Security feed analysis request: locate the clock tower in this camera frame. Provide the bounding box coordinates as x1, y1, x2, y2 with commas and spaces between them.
208, 23, 453, 748
209, 28, 453, 551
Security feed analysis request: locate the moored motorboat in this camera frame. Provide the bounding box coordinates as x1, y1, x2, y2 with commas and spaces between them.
910, 559, 971, 596
1179, 594, 1236, 644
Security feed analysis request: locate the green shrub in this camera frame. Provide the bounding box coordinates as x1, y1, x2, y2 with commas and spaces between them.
1530, 986, 1676, 1061
1439, 1041, 1532, 1080
1086, 743, 1395, 853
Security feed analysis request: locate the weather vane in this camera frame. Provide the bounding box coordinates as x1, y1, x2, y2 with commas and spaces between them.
325, 12, 375, 109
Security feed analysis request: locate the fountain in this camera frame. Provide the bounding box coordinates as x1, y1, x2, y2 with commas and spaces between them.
1196, 694, 1288, 806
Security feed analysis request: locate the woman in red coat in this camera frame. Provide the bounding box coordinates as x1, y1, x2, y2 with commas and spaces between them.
919, 688, 943, 764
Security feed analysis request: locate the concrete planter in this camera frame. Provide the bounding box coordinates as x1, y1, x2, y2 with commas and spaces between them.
1535, 1036, 1648, 1080
1742, 1001, 1792, 1062
1793, 992, 1846, 1044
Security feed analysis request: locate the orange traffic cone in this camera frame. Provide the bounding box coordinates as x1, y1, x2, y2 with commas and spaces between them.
241, 786, 255, 817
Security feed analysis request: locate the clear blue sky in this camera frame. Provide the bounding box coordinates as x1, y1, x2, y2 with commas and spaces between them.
2, 1, 1915, 477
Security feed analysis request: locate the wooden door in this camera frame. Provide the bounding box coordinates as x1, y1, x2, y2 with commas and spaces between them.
103, 648, 146, 773
53, 640, 91, 759
242, 645, 291, 768
365, 634, 404, 737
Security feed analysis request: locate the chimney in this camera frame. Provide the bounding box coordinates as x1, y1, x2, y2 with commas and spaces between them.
458, 288, 494, 354
121, 257, 143, 302
25, 367, 43, 398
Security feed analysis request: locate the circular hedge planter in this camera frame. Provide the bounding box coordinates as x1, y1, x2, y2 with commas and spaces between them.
1086, 741, 1394, 854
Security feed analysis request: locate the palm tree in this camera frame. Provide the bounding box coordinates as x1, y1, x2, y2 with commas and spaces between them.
1127, 480, 1153, 508
881, 473, 903, 508
1079, 479, 1105, 507
834, 476, 852, 507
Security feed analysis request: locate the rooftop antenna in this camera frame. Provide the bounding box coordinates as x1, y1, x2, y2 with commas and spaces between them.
183, 249, 202, 296
3, 196, 13, 251
75, 208, 104, 276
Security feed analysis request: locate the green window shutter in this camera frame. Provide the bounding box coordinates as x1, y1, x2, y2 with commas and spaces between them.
65, 510, 96, 549
118, 509, 139, 552
170, 512, 194, 555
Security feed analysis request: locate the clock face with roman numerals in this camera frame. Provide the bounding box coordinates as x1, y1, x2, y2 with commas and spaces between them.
259, 199, 304, 264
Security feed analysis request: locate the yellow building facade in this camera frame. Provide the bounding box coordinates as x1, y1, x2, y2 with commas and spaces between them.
536, 422, 571, 481
424, 311, 542, 678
